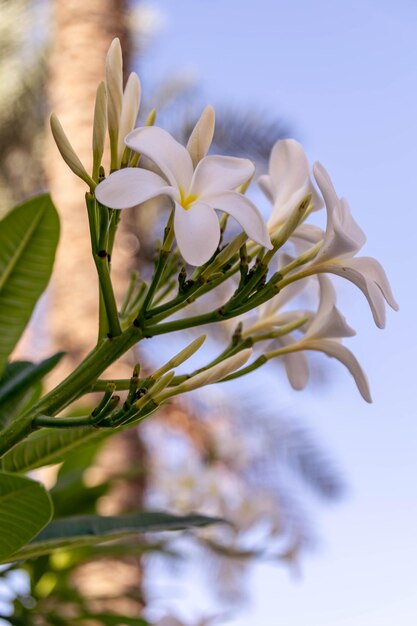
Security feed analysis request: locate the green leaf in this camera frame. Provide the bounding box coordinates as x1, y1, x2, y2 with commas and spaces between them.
5, 511, 224, 562
0, 353, 64, 428
0, 194, 60, 374
0, 426, 107, 474
0, 471, 53, 561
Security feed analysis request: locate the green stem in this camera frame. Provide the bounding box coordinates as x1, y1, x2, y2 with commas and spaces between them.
120, 272, 139, 317
92, 379, 131, 392
93, 251, 122, 337
86, 193, 121, 338
0, 326, 142, 457
33, 415, 96, 428
136, 213, 174, 322
146, 264, 238, 324
137, 251, 169, 321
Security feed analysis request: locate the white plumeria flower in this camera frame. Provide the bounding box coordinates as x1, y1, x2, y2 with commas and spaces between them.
307, 162, 399, 328
271, 275, 372, 402
95, 120, 272, 266
258, 139, 323, 230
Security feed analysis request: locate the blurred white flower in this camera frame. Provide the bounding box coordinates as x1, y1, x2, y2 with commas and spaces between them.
258, 139, 323, 229
270, 275, 372, 402
305, 162, 399, 328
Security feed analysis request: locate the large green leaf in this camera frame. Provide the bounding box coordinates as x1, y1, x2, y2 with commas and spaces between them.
0, 353, 64, 428
5, 511, 223, 562
0, 194, 60, 374
0, 471, 53, 561
0, 426, 107, 474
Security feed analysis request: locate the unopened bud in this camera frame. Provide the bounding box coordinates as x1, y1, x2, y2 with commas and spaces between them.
156, 349, 252, 402
145, 108, 156, 126
270, 193, 312, 247
92, 81, 107, 181
118, 72, 141, 163
237, 172, 254, 195
201, 233, 247, 279
50, 113, 95, 188
187, 104, 215, 167
151, 335, 206, 379
105, 38, 123, 169
135, 371, 175, 410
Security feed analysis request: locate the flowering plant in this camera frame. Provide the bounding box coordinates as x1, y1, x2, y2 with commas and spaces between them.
0, 37, 396, 586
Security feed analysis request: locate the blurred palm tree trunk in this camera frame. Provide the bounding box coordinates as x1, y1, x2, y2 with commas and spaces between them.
47, 0, 129, 366
46, 0, 146, 615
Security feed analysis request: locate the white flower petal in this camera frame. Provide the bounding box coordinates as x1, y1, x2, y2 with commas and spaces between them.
174, 201, 220, 266
318, 199, 366, 261
205, 191, 272, 249
186, 105, 215, 167
284, 350, 310, 390
302, 338, 372, 402
313, 257, 397, 329
292, 223, 324, 245
269, 139, 311, 200
313, 162, 366, 261
118, 72, 141, 162
291, 223, 324, 255
260, 276, 309, 319
95, 167, 175, 209
258, 174, 274, 203
346, 256, 399, 311
312, 161, 338, 216
190, 155, 255, 197
308, 178, 324, 212
275, 335, 310, 390
305, 275, 356, 339
125, 126, 194, 190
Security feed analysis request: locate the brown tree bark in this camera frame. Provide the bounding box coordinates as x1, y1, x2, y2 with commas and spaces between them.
47, 0, 130, 367
46, 0, 146, 616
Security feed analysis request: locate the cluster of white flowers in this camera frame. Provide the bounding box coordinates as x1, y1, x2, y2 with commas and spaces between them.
51, 38, 397, 402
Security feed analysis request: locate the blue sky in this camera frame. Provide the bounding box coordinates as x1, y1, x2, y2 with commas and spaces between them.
140, 1, 417, 624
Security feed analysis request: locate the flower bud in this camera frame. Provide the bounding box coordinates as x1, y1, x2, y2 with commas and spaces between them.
269, 193, 312, 247
50, 113, 95, 188
92, 81, 107, 180
145, 108, 157, 126
105, 38, 123, 169
187, 105, 215, 167
200, 233, 247, 279
118, 72, 141, 163
156, 349, 252, 402
134, 371, 175, 410
151, 335, 206, 379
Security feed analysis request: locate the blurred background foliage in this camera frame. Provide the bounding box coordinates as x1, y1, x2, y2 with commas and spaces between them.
0, 1, 344, 624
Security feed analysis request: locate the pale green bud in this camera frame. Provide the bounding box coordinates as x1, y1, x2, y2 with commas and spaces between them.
50, 113, 95, 188
134, 371, 175, 410
186, 104, 215, 167
200, 233, 247, 279
92, 81, 107, 181
155, 349, 252, 402
151, 335, 206, 379
269, 193, 312, 247
237, 173, 254, 194
145, 108, 156, 126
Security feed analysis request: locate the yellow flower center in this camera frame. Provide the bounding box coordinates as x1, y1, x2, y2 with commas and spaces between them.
179, 187, 199, 210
